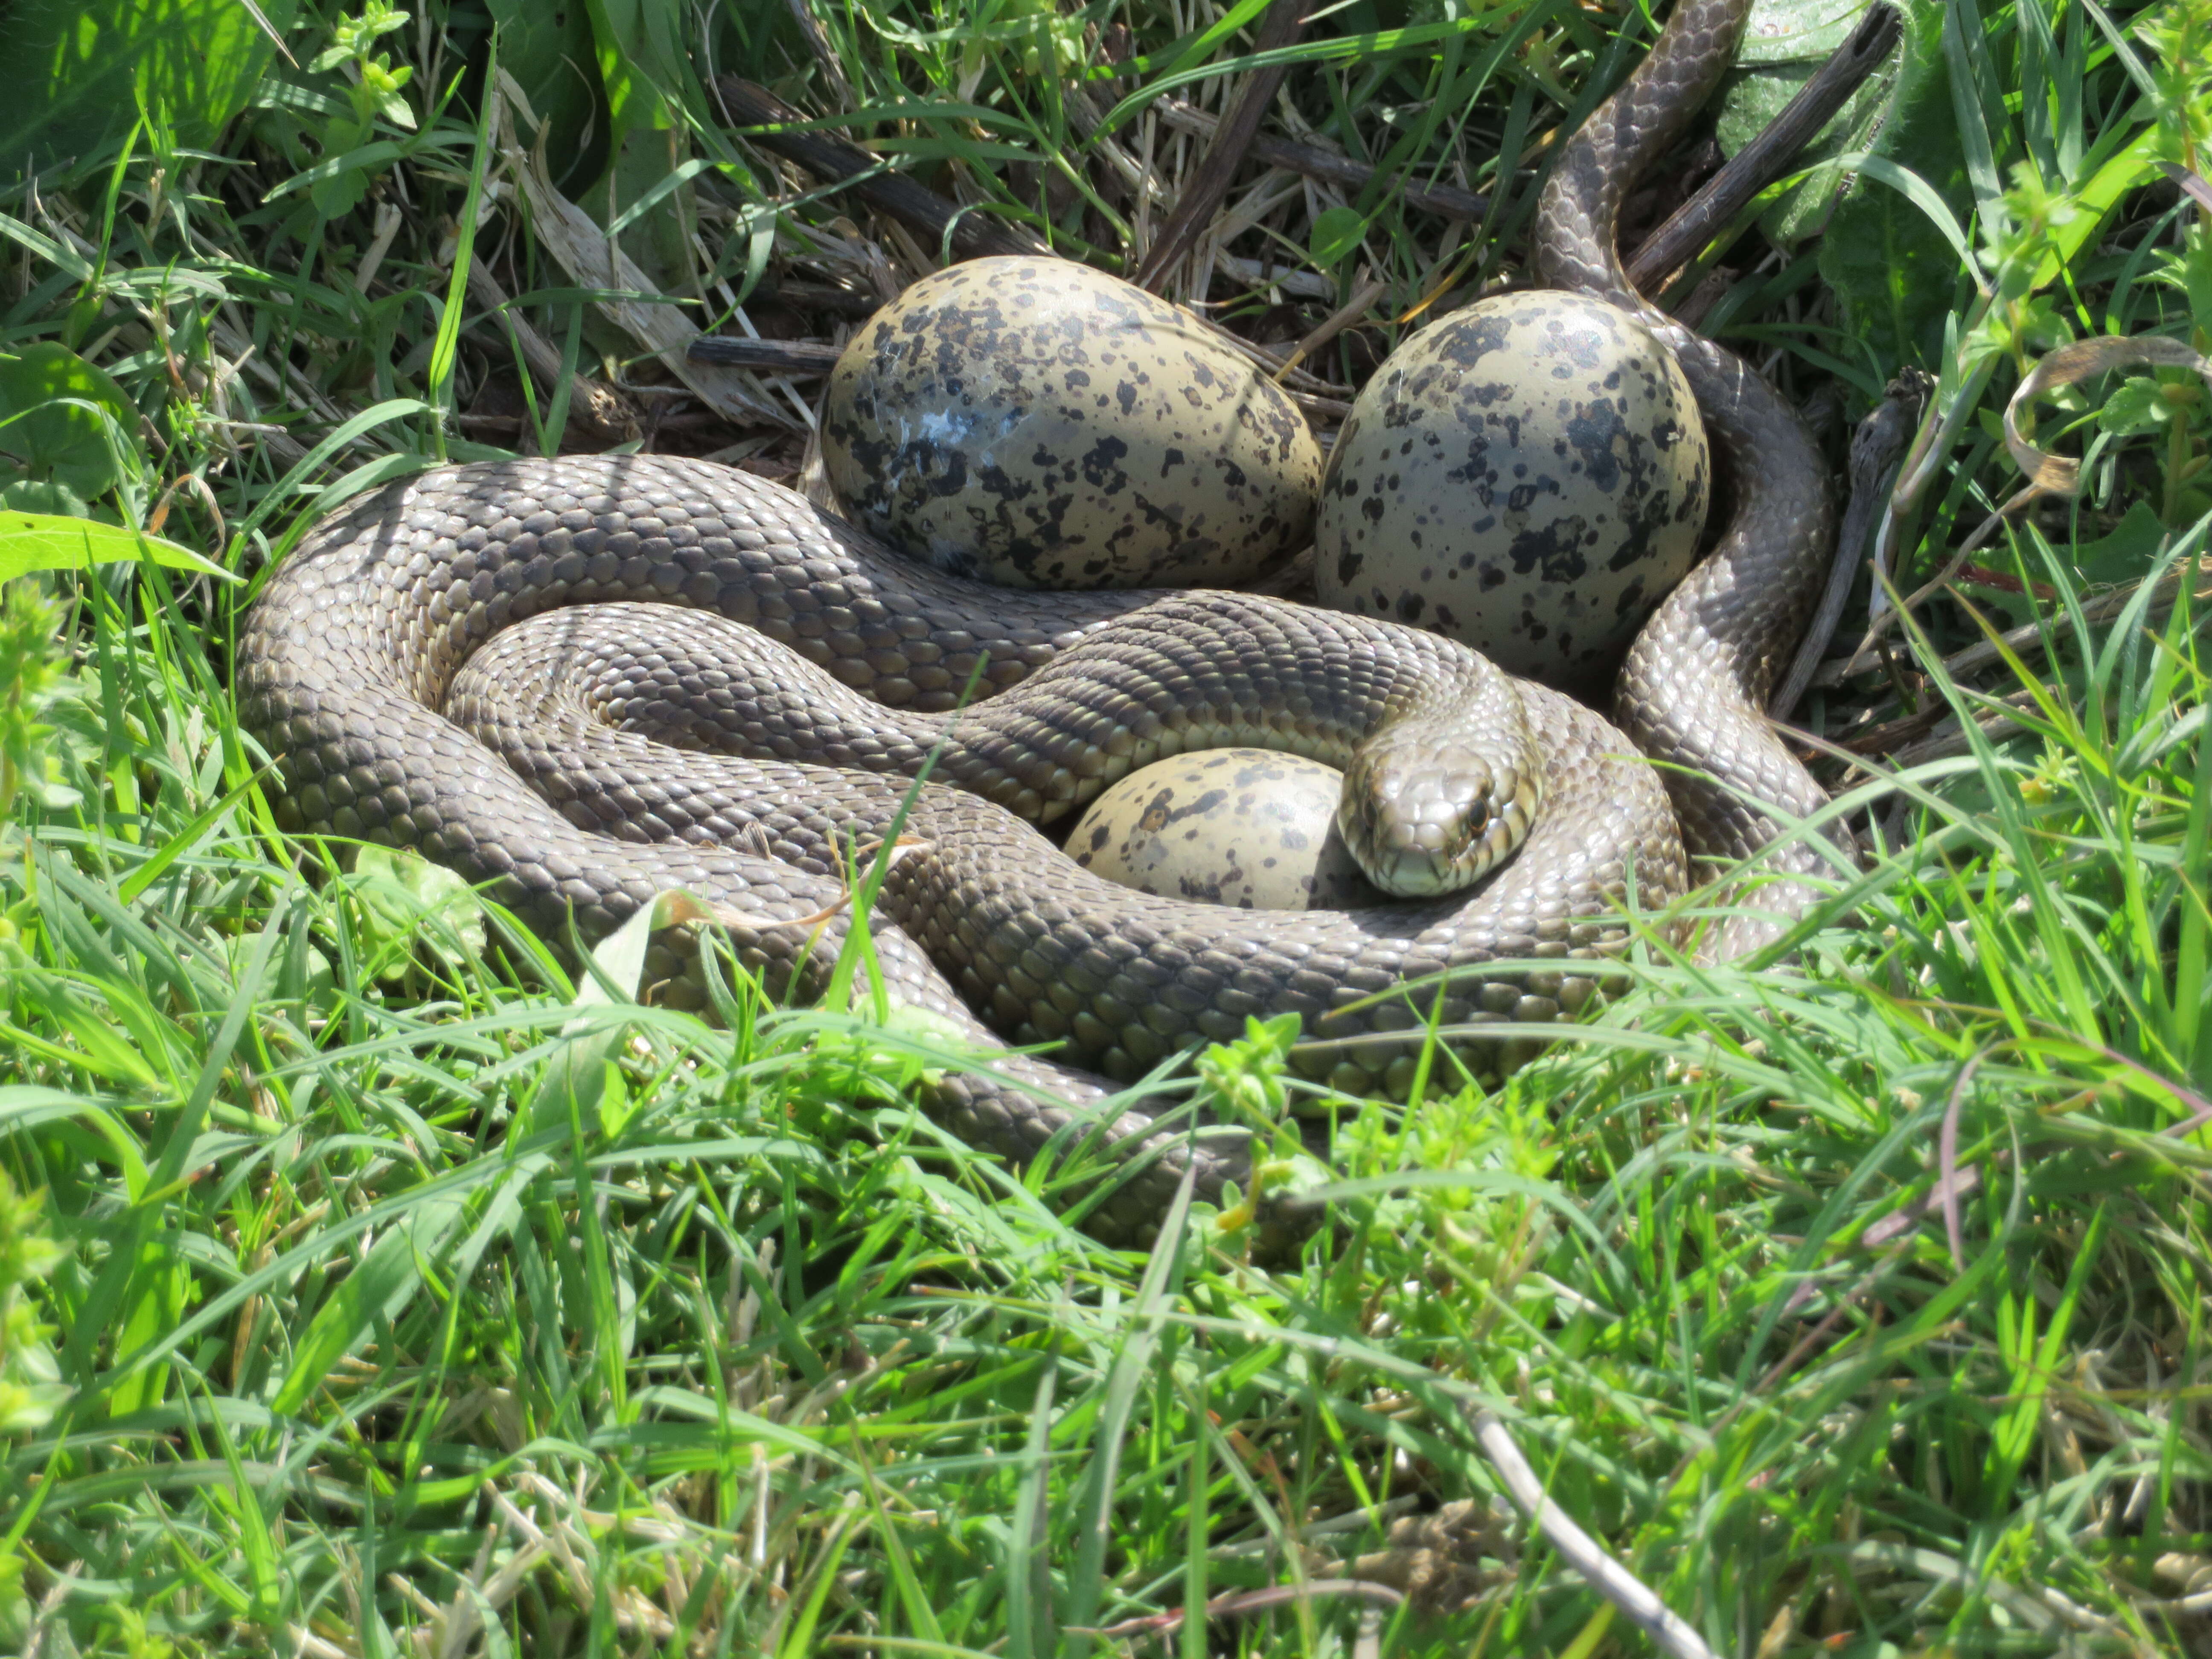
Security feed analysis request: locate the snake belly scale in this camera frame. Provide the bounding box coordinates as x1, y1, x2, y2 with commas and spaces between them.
236, 0, 1838, 1246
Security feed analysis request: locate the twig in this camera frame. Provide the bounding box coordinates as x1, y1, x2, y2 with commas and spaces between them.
745, 273, 880, 317
1468, 1409, 1722, 1659
1830, 688, 2014, 760
1626, 5, 1904, 292
687, 336, 846, 376
711, 75, 1049, 262
1880, 699, 2036, 768
1771, 368, 1931, 718
1135, 0, 1308, 293
1272, 274, 1388, 382
1153, 96, 1491, 221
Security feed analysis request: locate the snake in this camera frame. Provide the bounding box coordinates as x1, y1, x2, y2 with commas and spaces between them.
235, 0, 1841, 1247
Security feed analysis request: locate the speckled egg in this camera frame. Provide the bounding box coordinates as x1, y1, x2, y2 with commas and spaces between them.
1315, 290, 1708, 690
1068, 749, 1379, 911
822, 257, 1321, 589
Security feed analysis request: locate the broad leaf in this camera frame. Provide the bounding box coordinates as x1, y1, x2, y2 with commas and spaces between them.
0, 0, 303, 172
0, 512, 229, 581
1816, 0, 1972, 369
1717, 0, 1898, 247
0, 345, 142, 497
1310, 206, 1368, 270
487, 0, 611, 190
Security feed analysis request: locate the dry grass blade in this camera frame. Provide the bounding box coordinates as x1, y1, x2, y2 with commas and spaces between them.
1937, 1054, 1983, 1272
1468, 1411, 1721, 1659
1134, 0, 1308, 293
494, 73, 797, 430
465, 256, 639, 448
1072, 1578, 1408, 1640
1153, 97, 1491, 221
1862, 1165, 1985, 1250
2004, 336, 2212, 496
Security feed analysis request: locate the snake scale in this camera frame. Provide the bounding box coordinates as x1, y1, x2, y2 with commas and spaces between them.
236, 0, 1841, 1245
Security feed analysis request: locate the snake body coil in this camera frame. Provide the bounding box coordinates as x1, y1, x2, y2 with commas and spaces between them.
1538, 0, 1846, 951
237, 0, 1838, 1245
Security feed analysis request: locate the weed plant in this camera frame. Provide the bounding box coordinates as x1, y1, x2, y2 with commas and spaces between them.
0, 0, 2208, 1653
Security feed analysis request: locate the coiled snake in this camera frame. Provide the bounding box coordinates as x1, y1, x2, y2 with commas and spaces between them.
237, 0, 1839, 1245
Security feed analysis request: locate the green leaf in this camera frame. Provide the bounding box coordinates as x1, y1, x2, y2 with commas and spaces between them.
1737, 0, 1872, 65
4, 972, 159, 1089
578, 893, 662, 1009
2023, 128, 2163, 292
105, 1231, 192, 1417
1309, 205, 1368, 270
349, 844, 489, 979
425, 40, 499, 452
1716, 16, 1897, 245
1816, 0, 1973, 367
2098, 377, 2171, 438
0, 0, 303, 172
261, 136, 411, 202
0, 1086, 151, 1196
1978, 501, 2171, 629
581, 0, 701, 149
0, 478, 91, 519
0, 512, 231, 581
2070, 498, 2172, 592
118, 763, 276, 905
487, 0, 610, 190
0, 345, 142, 497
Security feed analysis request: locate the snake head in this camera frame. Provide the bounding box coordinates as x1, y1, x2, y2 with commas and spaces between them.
1336, 719, 1543, 899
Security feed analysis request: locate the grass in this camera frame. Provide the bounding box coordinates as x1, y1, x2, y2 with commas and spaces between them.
0, 0, 2209, 1653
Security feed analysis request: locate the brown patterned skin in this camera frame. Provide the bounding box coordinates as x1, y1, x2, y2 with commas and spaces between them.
1317, 291, 1709, 692
821, 258, 1320, 590
236, 456, 1685, 1246
236, 0, 1824, 1242
443, 585, 1667, 1094
1537, 0, 1850, 954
